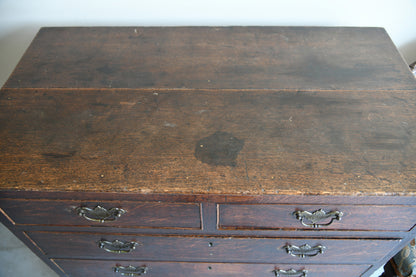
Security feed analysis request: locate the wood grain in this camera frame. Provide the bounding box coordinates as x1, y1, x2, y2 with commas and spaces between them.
1, 89, 415, 195
3, 27, 415, 91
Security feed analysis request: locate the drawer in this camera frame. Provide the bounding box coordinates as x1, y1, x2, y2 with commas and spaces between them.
218, 204, 416, 231
27, 231, 399, 264
53, 259, 370, 277
0, 199, 201, 229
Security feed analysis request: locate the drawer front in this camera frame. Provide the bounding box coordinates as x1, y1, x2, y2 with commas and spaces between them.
0, 199, 201, 229
53, 259, 370, 277
27, 231, 399, 264
218, 204, 416, 231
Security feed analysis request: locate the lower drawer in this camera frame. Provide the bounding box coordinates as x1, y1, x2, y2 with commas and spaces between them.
53, 259, 370, 277
27, 231, 400, 264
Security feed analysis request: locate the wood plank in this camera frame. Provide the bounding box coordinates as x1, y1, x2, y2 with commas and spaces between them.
0, 89, 416, 195
3, 27, 415, 91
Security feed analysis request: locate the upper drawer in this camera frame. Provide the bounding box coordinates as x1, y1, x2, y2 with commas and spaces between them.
0, 199, 201, 229
218, 204, 416, 231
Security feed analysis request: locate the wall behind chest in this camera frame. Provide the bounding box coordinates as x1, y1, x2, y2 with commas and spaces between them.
0, 0, 416, 87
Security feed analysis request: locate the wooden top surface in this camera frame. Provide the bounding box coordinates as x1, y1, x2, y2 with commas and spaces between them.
4, 27, 416, 91
1, 27, 416, 195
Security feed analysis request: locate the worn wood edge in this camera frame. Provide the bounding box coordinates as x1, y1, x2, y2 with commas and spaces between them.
34, 26, 390, 31
1, 187, 416, 197
2, 87, 416, 93
22, 230, 404, 240
8, 223, 416, 238
1, 186, 416, 197
7, 224, 412, 239
1, 190, 415, 205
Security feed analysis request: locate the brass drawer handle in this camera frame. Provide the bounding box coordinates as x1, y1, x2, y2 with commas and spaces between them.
75, 205, 126, 222
273, 269, 307, 277
293, 209, 343, 228
113, 265, 148, 276
98, 239, 139, 253
284, 244, 326, 258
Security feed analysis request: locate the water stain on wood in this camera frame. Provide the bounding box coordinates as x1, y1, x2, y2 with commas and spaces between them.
195, 131, 244, 167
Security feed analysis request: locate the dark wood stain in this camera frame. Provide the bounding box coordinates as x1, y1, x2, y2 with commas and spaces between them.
195, 131, 244, 167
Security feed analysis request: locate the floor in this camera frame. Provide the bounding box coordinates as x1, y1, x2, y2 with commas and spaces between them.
0, 223, 58, 277
0, 222, 385, 277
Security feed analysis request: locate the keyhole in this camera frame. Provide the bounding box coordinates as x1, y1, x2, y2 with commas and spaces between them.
208, 242, 213, 247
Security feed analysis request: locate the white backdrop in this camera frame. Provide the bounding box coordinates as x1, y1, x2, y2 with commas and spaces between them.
0, 0, 416, 84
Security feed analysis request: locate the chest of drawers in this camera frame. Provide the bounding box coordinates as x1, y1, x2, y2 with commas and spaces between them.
1, 26, 416, 277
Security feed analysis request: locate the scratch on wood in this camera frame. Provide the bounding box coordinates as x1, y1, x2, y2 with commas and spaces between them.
120, 101, 137, 106
244, 158, 250, 182
42, 151, 76, 158
164, 122, 177, 128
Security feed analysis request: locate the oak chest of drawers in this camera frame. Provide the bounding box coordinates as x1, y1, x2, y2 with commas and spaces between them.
1, 27, 416, 277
